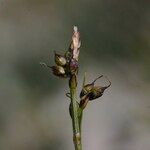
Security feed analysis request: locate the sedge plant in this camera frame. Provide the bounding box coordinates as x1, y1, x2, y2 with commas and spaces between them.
40, 26, 111, 150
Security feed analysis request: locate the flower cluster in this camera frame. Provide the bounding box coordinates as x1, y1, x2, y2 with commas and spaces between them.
41, 26, 80, 78
79, 75, 111, 109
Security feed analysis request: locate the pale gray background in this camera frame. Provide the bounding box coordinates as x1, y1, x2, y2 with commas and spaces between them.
0, 0, 150, 150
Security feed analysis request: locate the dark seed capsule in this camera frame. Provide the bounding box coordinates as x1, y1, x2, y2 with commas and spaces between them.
80, 75, 103, 98
88, 86, 103, 100
55, 53, 67, 66
89, 81, 111, 101
51, 66, 67, 78
80, 83, 94, 98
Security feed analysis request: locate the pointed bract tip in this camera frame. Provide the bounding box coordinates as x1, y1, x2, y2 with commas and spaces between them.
40, 62, 52, 69
40, 62, 47, 67
92, 75, 103, 84
104, 76, 111, 88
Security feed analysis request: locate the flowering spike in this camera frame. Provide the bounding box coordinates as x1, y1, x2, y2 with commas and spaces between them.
72, 26, 81, 61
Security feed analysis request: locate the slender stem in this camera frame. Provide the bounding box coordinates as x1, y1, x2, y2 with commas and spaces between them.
69, 75, 82, 150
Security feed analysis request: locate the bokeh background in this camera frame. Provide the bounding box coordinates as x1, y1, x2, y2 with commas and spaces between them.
0, 0, 150, 150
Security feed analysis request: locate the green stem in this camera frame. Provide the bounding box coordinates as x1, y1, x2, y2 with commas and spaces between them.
69, 75, 82, 150
78, 107, 83, 133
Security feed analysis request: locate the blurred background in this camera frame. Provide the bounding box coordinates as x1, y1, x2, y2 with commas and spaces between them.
0, 0, 150, 150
